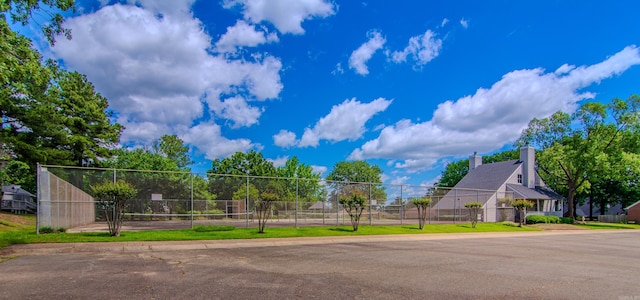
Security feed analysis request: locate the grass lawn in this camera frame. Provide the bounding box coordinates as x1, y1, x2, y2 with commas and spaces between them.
0, 218, 538, 248
575, 222, 640, 230
1, 212, 638, 249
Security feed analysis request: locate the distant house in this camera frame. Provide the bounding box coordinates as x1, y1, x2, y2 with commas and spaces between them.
309, 201, 329, 210
625, 200, 640, 224
433, 146, 563, 222
1, 184, 37, 214
575, 200, 625, 219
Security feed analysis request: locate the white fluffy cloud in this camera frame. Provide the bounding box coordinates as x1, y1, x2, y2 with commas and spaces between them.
208, 96, 264, 128
52, 3, 284, 155
299, 98, 393, 147
311, 165, 328, 176
268, 156, 289, 168
181, 123, 258, 160
391, 29, 442, 66
223, 0, 335, 34
349, 31, 386, 75
215, 20, 279, 53
350, 46, 640, 172
273, 130, 298, 148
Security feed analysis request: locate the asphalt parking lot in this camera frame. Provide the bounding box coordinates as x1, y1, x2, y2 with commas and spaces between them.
1, 230, 639, 299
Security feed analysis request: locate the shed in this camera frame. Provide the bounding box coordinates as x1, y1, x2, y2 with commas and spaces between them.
1, 184, 36, 214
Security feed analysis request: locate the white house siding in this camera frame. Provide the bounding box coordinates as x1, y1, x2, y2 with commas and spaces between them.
484, 193, 498, 222
505, 167, 523, 186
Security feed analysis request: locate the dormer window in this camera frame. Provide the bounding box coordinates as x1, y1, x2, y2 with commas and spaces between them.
517, 174, 523, 184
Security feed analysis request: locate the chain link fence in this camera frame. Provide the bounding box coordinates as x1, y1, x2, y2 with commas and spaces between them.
37, 165, 517, 232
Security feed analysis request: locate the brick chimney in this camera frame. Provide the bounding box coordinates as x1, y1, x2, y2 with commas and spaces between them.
469, 152, 482, 171
520, 146, 535, 188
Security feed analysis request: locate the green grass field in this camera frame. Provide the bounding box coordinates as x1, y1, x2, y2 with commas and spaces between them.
1, 212, 638, 249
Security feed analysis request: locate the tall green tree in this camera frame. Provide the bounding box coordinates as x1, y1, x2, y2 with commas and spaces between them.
518, 96, 640, 219
0, 160, 33, 191
1, 17, 120, 194
1, 20, 59, 165
207, 150, 277, 202
326, 160, 386, 204
437, 160, 467, 188
153, 135, 191, 171
49, 65, 122, 166
276, 156, 322, 205
582, 129, 640, 216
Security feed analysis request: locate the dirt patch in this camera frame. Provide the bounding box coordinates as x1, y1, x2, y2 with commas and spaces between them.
529, 223, 587, 230
0, 212, 35, 228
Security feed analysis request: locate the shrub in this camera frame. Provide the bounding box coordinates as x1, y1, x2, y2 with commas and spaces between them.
547, 216, 561, 224
526, 215, 562, 224
464, 201, 483, 228
339, 193, 367, 232
513, 199, 533, 227
39, 226, 54, 234
38, 226, 67, 234
560, 217, 574, 224
526, 215, 547, 224
412, 197, 432, 230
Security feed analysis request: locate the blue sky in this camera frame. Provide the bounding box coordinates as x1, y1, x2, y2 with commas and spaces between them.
16, 0, 640, 185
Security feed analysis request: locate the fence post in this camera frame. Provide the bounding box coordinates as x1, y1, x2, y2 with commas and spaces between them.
245, 173, 249, 228
295, 177, 299, 228
429, 191, 432, 224
36, 163, 40, 234
369, 183, 372, 226
400, 184, 403, 225
190, 173, 194, 229
336, 190, 339, 226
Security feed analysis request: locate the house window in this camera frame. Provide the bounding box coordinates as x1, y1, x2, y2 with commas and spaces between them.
517, 174, 522, 184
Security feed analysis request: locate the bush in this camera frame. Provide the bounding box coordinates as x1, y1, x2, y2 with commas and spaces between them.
39, 226, 54, 234
526, 215, 562, 224
38, 226, 67, 234
526, 215, 547, 224
547, 216, 561, 224
560, 217, 574, 224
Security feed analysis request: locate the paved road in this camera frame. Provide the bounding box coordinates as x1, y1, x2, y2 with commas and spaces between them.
1, 230, 639, 299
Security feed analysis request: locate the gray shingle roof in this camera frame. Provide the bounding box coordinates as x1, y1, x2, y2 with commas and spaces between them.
455, 160, 520, 190
1, 185, 35, 197
506, 184, 561, 200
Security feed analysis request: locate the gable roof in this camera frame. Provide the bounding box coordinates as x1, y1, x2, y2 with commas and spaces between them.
455, 160, 520, 190
1, 185, 35, 197
625, 200, 640, 210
